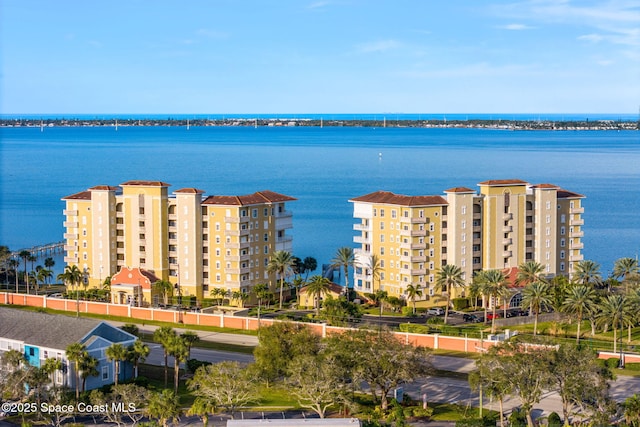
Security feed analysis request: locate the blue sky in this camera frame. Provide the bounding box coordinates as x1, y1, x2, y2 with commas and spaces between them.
1, 0, 639, 114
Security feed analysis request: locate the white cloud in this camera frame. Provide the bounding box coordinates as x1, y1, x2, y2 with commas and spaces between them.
578, 33, 604, 43
356, 40, 401, 53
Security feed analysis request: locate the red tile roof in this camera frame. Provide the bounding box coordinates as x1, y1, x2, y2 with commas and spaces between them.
444, 187, 475, 193
111, 266, 160, 289
202, 190, 296, 206
530, 183, 559, 189
557, 189, 585, 199
174, 188, 205, 194
121, 180, 171, 187
89, 185, 119, 191
478, 179, 528, 186
62, 191, 92, 200
350, 191, 448, 206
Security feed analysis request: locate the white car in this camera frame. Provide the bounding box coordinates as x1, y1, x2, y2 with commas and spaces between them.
426, 307, 445, 316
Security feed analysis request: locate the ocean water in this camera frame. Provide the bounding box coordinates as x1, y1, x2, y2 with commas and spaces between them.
1, 126, 638, 277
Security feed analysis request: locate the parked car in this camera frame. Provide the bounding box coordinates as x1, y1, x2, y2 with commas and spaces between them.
462, 313, 483, 323
426, 307, 445, 316
506, 309, 527, 317
486, 312, 502, 320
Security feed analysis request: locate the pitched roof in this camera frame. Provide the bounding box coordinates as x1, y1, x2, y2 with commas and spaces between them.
557, 189, 585, 199
0, 307, 100, 349
530, 183, 560, 190
478, 179, 529, 186
174, 188, 205, 194
61, 191, 92, 200
120, 180, 171, 187
89, 185, 119, 191
444, 187, 475, 193
349, 191, 448, 206
202, 190, 297, 206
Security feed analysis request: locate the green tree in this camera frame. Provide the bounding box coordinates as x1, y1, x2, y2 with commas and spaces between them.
598, 294, 633, 353
302, 256, 318, 281
470, 350, 512, 427
332, 247, 355, 299
253, 282, 270, 322
286, 353, 349, 418
65, 342, 87, 400
57, 265, 83, 318
368, 254, 383, 293
188, 397, 216, 427
319, 295, 362, 326
154, 279, 174, 306
521, 281, 552, 336
18, 250, 31, 292
153, 326, 177, 387
167, 335, 189, 393
327, 328, 432, 410
574, 260, 602, 287
41, 357, 63, 388
106, 343, 128, 386
187, 361, 259, 419
613, 257, 639, 294
405, 283, 423, 314
120, 323, 140, 336
79, 354, 99, 392
436, 264, 465, 324
128, 339, 150, 378
306, 274, 331, 315
253, 322, 322, 385
562, 284, 596, 343
267, 250, 295, 309
478, 269, 509, 333
8, 258, 19, 294
181, 330, 200, 360
624, 394, 640, 427
147, 389, 182, 427
515, 261, 547, 287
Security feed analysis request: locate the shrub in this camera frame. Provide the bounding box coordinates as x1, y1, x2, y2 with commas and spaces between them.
399, 323, 430, 334
402, 307, 417, 317
455, 415, 497, 427
426, 316, 444, 325
131, 376, 149, 387
186, 359, 212, 374
409, 407, 433, 418
606, 357, 621, 369
547, 411, 562, 427
452, 298, 470, 310
509, 407, 527, 427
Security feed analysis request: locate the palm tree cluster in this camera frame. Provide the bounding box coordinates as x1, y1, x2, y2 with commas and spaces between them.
0, 247, 56, 294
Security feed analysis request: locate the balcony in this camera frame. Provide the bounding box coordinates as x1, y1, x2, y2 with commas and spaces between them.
275, 210, 293, 219
570, 242, 584, 249
502, 238, 512, 245
225, 216, 251, 224
570, 218, 584, 226
570, 253, 584, 262
64, 256, 78, 263
411, 269, 427, 276
570, 231, 584, 238
275, 216, 293, 230
503, 213, 513, 220
354, 235, 371, 244
473, 213, 482, 220
353, 223, 371, 232
63, 209, 78, 216
116, 223, 125, 230
473, 238, 482, 245
412, 255, 427, 263
502, 225, 513, 232
570, 207, 584, 214
63, 221, 78, 228
63, 233, 78, 240
401, 216, 427, 224
502, 250, 512, 257
63, 245, 77, 251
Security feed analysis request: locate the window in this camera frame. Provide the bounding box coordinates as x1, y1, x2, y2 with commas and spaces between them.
252, 209, 258, 218
391, 210, 397, 219
380, 222, 385, 230
560, 214, 566, 223
373, 208, 377, 217
102, 366, 109, 380
380, 235, 385, 243
561, 226, 566, 235
560, 251, 565, 259
461, 206, 466, 215
546, 201, 551, 210
429, 223, 435, 232
380, 209, 385, 217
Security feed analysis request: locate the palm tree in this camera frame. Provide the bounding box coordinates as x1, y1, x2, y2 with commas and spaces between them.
57, 265, 83, 318
153, 326, 177, 387
106, 343, 128, 386
181, 331, 200, 360
41, 357, 63, 388
65, 342, 87, 400
210, 287, 227, 306
0, 245, 10, 285
405, 283, 423, 314
331, 247, 355, 300
614, 257, 639, 294
574, 260, 602, 287
8, 258, 19, 294
79, 355, 99, 392
267, 250, 294, 309
147, 389, 182, 427
478, 269, 509, 333
436, 264, 466, 324
374, 289, 388, 318
598, 294, 633, 353
154, 279, 174, 306
18, 250, 31, 293
302, 256, 318, 281
306, 275, 331, 315
44, 256, 55, 271
562, 284, 596, 343
188, 397, 216, 427
515, 261, 546, 287
27, 253, 37, 293
368, 254, 383, 293
129, 339, 150, 378
521, 281, 553, 336
167, 335, 189, 393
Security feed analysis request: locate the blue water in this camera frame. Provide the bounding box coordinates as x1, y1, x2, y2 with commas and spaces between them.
1, 126, 639, 277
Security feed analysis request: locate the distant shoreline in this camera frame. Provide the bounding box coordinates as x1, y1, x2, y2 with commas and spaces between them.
1, 118, 638, 131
